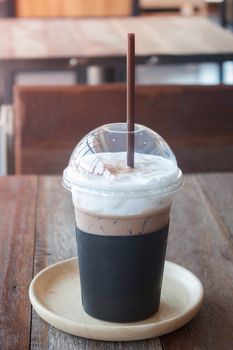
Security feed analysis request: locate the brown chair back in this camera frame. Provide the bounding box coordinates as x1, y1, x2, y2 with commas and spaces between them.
14, 84, 233, 174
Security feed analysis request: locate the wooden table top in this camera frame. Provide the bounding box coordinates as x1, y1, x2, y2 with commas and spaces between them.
0, 16, 233, 61
0, 174, 233, 349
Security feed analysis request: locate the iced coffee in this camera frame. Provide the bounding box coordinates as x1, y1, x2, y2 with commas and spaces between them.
63, 123, 183, 322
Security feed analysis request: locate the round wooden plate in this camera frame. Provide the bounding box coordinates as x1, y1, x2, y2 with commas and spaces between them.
29, 257, 204, 341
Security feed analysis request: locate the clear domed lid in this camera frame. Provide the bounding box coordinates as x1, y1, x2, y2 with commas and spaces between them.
63, 123, 183, 196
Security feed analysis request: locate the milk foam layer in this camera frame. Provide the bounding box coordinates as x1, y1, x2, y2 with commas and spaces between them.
67, 152, 181, 192
66, 152, 182, 235
68, 152, 182, 215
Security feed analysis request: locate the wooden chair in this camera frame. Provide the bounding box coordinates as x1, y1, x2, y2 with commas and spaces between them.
13, 84, 233, 174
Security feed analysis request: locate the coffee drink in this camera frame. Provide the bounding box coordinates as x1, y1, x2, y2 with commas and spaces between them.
63, 124, 183, 322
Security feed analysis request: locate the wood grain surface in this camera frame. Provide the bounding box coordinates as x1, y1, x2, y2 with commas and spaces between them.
197, 173, 233, 236
163, 175, 233, 350
0, 16, 233, 60
0, 176, 37, 350
30, 176, 77, 349
0, 174, 232, 349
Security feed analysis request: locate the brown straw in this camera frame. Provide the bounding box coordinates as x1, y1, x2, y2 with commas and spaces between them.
127, 33, 135, 168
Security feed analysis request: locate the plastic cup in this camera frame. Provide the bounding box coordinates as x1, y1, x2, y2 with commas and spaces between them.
63, 123, 183, 322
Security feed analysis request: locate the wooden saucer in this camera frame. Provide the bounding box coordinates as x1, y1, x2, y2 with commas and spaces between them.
29, 258, 204, 341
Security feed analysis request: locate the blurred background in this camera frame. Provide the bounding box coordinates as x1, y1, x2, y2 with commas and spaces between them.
0, 0, 233, 175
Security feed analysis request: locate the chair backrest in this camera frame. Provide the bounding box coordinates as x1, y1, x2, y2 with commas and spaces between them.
14, 84, 233, 174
